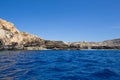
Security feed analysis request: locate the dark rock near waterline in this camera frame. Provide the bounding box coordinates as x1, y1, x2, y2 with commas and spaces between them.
45, 40, 69, 50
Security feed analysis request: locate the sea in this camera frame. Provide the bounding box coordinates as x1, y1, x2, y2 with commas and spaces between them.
0, 50, 120, 80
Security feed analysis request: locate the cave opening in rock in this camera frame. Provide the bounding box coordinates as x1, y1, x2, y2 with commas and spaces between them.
0, 39, 4, 47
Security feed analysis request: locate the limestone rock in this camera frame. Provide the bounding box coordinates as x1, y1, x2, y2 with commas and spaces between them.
0, 18, 23, 49
0, 18, 45, 50
0, 18, 120, 50
24, 47, 47, 50
21, 32, 45, 47
102, 38, 120, 46
45, 40, 68, 49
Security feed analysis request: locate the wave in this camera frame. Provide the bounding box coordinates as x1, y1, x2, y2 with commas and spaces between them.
92, 68, 119, 79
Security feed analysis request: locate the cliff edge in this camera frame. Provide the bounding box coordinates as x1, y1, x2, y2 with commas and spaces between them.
0, 18, 45, 50
0, 18, 120, 50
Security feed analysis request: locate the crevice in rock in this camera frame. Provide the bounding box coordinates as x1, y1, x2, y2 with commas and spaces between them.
0, 39, 4, 48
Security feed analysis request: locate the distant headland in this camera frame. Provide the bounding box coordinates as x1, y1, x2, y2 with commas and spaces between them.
0, 18, 120, 50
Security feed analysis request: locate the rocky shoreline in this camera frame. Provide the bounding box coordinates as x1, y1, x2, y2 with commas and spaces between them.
0, 18, 120, 50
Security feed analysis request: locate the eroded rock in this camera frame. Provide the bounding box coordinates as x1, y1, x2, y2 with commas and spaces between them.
0, 18, 120, 50
0, 18, 45, 50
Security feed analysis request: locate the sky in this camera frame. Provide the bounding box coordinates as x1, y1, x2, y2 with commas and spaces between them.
0, 0, 120, 42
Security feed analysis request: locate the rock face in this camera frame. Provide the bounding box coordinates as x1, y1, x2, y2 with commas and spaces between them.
0, 18, 44, 50
68, 40, 120, 49
0, 18, 120, 50
69, 42, 100, 49
0, 19, 23, 49
45, 40, 69, 50
21, 32, 45, 47
102, 39, 120, 46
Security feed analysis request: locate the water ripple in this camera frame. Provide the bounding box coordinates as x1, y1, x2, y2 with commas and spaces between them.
0, 50, 120, 80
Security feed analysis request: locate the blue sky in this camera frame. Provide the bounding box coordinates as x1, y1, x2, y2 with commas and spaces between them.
0, 0, 120, 42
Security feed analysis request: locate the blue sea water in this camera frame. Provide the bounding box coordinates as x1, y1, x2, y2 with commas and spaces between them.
0, 50, 120, 80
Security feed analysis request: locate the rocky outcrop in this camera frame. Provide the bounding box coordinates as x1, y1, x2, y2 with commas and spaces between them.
68, 40, 120, 50
0, 18, 45, 50
102, 39, 120, 46
0, 18, 23, 49
21, 32, 45, 47
69, 42, 100, 49
45, 40, 69, 50
0, 18, 120, 50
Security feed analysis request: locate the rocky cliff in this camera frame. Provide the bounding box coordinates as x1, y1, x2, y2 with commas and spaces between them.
0, 18, 23, 49
0, 18, 120, 50
21, 32, 45, 47
45, 40, 69, 50
68, 39, 120, 49
0, 18, 45, 50
102, 39, 120, 46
